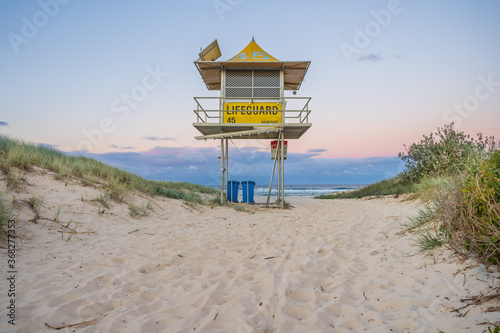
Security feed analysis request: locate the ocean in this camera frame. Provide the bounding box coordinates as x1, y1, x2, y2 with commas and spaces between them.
211, 184, 365, 197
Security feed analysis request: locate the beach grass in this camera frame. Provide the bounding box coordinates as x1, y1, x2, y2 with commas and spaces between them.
128, 202, 151, 218
428, 151, 500, 264
0, 136, 217, 202
0, 135, 220, 240
315, 176, 418, 199
0, 187, 13, 243
396, 150, 499, 265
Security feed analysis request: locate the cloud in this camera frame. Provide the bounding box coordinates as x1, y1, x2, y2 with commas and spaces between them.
358, 53, 384, 62
144, 136, 177, 141
68, 145, 404, 186
0, 121, 9, 127
109, 144, 135, 149
308, 149, 327, 153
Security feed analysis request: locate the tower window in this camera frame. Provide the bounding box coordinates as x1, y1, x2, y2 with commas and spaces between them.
225, 70, 280, 98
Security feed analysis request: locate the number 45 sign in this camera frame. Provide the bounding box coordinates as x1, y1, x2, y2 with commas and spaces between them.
227, 38, 279, 62
229, 51, 272, 61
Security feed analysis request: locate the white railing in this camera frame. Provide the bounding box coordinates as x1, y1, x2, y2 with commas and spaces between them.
193, 97, 311, 125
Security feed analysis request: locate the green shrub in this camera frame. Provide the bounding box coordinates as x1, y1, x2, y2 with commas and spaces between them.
459, 150, 500, 264
413, 150, 500, 265
398, 123, 496, 184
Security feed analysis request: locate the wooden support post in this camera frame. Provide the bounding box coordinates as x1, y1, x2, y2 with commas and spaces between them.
266, 131, 281, 208
225, 138, 229, 196
277, 148, 281, 204
220, 138, 224, 205
280, 133, 285, 209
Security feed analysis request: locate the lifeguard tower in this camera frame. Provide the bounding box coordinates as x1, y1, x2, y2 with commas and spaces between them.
193, 38, 311, 208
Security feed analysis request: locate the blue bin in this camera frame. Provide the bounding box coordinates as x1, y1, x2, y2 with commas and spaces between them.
242, 181, 255, 204
227, 180, 239, 203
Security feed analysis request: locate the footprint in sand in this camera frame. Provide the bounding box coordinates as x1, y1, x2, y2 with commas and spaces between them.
137, 263, 169, 274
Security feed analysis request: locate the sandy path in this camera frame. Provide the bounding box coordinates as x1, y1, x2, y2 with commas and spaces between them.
0, 174, 499, 332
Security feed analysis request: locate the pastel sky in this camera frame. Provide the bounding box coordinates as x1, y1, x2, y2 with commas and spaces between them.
1, 0, 499, 185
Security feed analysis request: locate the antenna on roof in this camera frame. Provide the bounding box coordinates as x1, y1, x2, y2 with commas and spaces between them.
251, 36, 255, 42
198, 39, 221, 61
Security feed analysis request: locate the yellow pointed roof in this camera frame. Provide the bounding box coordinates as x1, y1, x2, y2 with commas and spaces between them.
228, 37, 279, 62
195, 38, 310, 90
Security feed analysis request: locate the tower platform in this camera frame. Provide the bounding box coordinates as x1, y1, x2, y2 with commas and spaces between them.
193, 96, 311, 140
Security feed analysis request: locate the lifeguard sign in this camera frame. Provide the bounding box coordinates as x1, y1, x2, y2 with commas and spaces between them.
193, 38, 312, 208
223, 102, 282, 124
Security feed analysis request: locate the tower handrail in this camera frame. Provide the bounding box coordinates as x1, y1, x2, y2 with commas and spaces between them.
193, 96, 311, 124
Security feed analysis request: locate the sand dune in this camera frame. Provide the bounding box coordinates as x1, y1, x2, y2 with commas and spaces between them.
1, 173, 499, 332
